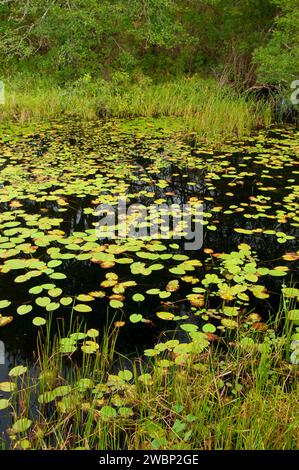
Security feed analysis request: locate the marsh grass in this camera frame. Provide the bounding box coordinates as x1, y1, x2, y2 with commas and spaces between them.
3, 296, 299, 451
0, 76, 272, 142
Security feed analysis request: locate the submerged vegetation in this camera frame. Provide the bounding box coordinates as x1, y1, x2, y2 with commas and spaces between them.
0, 122, 298, 449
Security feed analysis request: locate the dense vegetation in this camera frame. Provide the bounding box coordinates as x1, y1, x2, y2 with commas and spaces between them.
0, 0, 298, 131
0, 121, 298, 450
1, 0, 298, 86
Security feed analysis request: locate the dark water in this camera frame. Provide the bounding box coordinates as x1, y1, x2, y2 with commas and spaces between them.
0, 121, 298, 408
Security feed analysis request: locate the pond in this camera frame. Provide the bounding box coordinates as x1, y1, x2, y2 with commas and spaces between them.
0, 119, 298, 437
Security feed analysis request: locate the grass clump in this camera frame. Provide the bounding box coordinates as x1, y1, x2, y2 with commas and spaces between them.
2, 298, 299, 451
0, 75, 272, 143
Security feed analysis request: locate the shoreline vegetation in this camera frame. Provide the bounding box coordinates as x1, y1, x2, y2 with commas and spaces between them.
2, 294, 299, 451
0, 76, 272, 143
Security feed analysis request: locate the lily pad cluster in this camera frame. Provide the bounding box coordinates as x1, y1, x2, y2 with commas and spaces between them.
0, 121, 298, 364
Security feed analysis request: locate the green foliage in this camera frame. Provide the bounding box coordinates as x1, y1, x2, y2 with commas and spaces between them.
0, 0, 296, 88
3, 304, 299, 449
0, 76, 271, 139
0, 0, 182, 80
254, 0, 299, 84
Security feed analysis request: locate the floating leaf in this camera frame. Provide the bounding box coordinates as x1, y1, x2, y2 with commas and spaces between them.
77, 294, 94, 302
118, 370, 133, 381
223, 306, 239, 317
118, 407, 133, 417
0, 399, 10, 410
180, 323, 198, 332
81, 341, 99, 354
221, 318, 238, 329
109, 299, 123, 309
49, 272, 67, 280
60, 297, 73, 306
202, 323, 216, 333
146, 289, 161, 295
73, 304, 92, 313
59, 340, 77, 354
29, 286, 43, 295
283, 288, 299, 299
156, 311, 174, 321
0, 382, 16, 392
46, 302, 60, 311
76, 378, 94, 391
9, 366, 28, 377
99, 406, 117, 420
288, 310, 299, 325
138, 373, 153, 385
32, 317, 46, 326
17, 305, 32, 316
48, 288, 63, 298
87, 328, 99, 338
132, 293, 145, 302
129, 313, 143, 323
166, 280, 179, 292
36, 297, 51, 307
12, 418, 32, 433
0, 300, 11, 309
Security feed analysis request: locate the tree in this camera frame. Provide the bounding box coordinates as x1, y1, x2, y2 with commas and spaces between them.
0, 0, 296, 89
253, 0, 299, 85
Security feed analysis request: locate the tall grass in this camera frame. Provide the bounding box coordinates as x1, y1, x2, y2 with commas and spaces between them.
0, 75, 272, 142
3, 297, 298, 450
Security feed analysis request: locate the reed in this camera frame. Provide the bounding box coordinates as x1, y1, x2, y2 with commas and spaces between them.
0, 76, 272, 142
3, 297, 298, 450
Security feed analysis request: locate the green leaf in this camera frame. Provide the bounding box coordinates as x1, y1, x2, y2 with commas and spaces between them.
202, 323, 216, 333
33, 317, 46, 326
172, 419, 186, 434
87, 328, 99, 338
118, 407, 133, 417
48, 288, 63, 297
99, 406, 117, 420
118, 370, 133, 381
129, 313, 143, 323
60, 296, 73, 306
0, 382, 16, 392
180, 323, 198, 332
29, 286, 43, 295
138, 373, 152, 385
156, 311, 174, 321
146, 289, 161, 295
49, 272, 67, 280
46, 302, 60, 311
221, 318, 238, 329
77, 294, 94, 302
76, 378, 94, 392
47, 260, 63, 268
109, 299, 123, 309
73, 304, 92, 313
36, 297, 51, 307
12, 418, 32, 434
0, 300, 11, 309
9, 366, 28, 377
288, 310, 299, 325
17, 305, 32, 316
0, 399, 10, 410
132, 293, 145, 302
